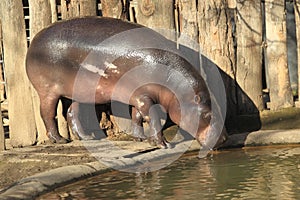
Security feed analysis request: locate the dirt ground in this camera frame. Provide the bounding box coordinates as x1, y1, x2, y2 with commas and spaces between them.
0, 141, 97, 190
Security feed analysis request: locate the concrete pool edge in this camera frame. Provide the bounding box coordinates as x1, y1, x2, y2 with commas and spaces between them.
0, 161, 112, 200
1, 129, 300, 199
0, 140, 201, 200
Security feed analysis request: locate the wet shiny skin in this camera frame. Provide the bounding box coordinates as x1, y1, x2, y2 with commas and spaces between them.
26, 17, 226, 149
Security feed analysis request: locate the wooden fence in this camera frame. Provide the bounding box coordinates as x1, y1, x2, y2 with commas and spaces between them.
0, 0, 299, 149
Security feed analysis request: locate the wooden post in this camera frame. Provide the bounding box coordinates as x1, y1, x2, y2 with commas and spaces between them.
197, 0, 238, 132
265, 0, 293, 110
197, 0, 235, 78
0, 21, 5, 101
0, 0, 36, 147
29, 0, 53, 144
135, 0, 175, 31
295, 0, 300, 107
0, 103, 4, 151
236, 0, 264, 112
177, 0, 198, 47
61, 0, 97, 20
101, 0, 123, 18
0, 20, 4, 150
50, 0, 58, 23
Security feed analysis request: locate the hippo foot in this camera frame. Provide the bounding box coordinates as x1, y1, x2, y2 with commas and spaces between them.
48, 133, 69, 144
132, 137, 145, 142
79, 134, 95, 141
148, 136, 171, 149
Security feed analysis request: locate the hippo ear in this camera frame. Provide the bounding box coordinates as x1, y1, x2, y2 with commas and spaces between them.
194, 95, 201, 104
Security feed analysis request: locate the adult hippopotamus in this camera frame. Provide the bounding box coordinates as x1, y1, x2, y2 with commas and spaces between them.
26, 17, 227, 151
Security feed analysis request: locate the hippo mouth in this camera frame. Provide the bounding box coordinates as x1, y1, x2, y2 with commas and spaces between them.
197, 123, 228, 158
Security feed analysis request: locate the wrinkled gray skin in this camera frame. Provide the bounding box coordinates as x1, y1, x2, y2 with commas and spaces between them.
26, 17, 226, 150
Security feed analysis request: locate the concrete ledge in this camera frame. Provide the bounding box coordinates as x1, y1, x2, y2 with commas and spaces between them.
245, 129, 300, 146
222, 129, 300, 148
0, 163, 110, 200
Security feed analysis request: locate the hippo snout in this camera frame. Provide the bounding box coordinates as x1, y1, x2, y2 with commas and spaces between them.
198, 123, 228, 152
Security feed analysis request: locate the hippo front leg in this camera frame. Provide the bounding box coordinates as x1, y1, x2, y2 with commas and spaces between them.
67, 102, 95, 140
39, 95, 69, 144
135, 97, 170, 148
131, 107, 146, 141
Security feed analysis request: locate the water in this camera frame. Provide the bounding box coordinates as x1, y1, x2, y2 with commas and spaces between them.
39, 146, 300, 200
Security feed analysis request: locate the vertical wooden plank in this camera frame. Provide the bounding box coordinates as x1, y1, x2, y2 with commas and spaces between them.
197, 0, 235, 78
0, 103, 4, 150
61, 0, 96, 19
177, 0, 198, 46
0, 20, 5, 101
295, 0, 300, 107
236, 0, 264, 112
0, 0, 36, 147
79, 0, 97, 16
101, 0, 123, 18
29, 0, 57, 143
0, 20, 4, 150
265, 0, 293, 110
135, 0, 175, 31
50, 0, 58, 23
197, 0, 238, 132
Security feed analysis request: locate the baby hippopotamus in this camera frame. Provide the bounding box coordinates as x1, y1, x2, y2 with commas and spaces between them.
26, 17, 227, 151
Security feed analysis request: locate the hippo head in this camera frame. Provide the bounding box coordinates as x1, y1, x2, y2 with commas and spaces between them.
167, 83, 227, 153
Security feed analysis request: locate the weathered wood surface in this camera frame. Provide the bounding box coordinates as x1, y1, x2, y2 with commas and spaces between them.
0, 0, 36, 147
29, 0, 53, 143
265, 0, 293, 110
135, 0, 175, 33
0, 21, 4, 150
197, 0, 235, 78
295, 0, 300, 107
176, 0, 198, 46
0, 102, 4, 150
101, 0, 124, 19
50, 0, 58, 23
236, 0, 264, 112
61, 0, 97, 19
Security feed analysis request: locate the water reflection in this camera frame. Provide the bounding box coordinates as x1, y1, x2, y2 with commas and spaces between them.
39, 146, 300, 200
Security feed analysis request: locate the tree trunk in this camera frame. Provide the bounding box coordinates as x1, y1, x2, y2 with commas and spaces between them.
29, 0, 53, 143
0, 0, 36, 147
236, 0, 264, 112
265, 0, 293, 110
177, 0, 198, 48
197, 0, 236, 78
135, 0, 175, 36
61, 0, 96, 19
295, 0, 300, 107
101, 0, 123, 19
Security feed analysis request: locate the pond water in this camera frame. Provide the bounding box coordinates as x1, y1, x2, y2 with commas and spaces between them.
39, 146, 300, 200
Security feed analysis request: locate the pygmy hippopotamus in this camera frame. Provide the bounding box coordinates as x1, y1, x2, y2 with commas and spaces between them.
26, 17, 227, 151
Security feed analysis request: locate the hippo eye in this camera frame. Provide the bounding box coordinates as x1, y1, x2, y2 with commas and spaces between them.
194, 95, 201, 104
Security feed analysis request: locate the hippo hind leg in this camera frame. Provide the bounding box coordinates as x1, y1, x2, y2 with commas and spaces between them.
39, 94, 69, 144
67, 102, 95, 140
